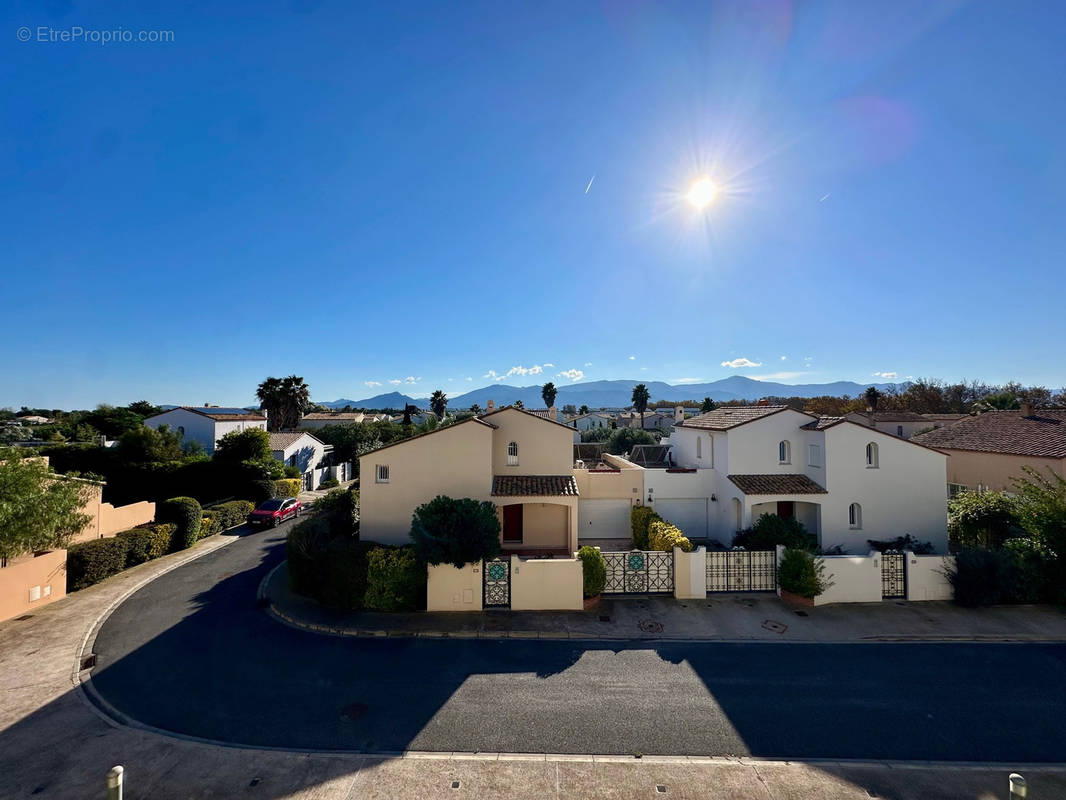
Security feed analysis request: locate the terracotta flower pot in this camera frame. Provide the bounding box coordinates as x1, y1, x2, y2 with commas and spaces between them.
583, 594, 601, 611
780, 589, 814, 607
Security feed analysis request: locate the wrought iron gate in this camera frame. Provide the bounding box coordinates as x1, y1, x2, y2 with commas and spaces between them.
880, 551, 906, 599
705, 550, 777, 593
483, 558, 510, 608
602, 550, 674, 594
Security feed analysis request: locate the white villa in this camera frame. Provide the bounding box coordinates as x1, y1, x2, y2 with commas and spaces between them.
144, 406, 267, 454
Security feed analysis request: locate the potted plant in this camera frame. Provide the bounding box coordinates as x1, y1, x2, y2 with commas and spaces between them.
778, 547, 831, 607
578, 546, 607, 610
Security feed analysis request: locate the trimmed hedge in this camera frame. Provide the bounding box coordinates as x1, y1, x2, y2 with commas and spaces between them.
778, 548, 830, 598
67, 538, 129, 591
249, 478, 276, 503
200, 512, 222, 538
144, 522, 177, 558
578, 545, 606, 598
274, 478, 301, 498
208, 500, 255, 531
287, 514, 374, 610
648, 519, 693, 553
364, 546, 425, 611
116, 528, 154, 567
320, 477, 340, 489
159, 496, 202, 549
631, 506, 657, 550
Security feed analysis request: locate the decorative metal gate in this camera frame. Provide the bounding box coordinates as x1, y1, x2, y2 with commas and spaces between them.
880, 551, 906, 599
602, 550, 674, 594
705, 550, 777, 593
483, 558, 510, 608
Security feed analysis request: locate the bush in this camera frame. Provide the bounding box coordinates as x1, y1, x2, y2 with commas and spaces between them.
283, 465, 301, 478
733, 514, 816, 551
248, 478, 277, 503
577, 546, 606, 598
320, 477, 340, 489
778, 548, 830, 599
648, 519, 693, 552
364, 546, 425, 611
312, 488, 359, 536
209, 500, 255, 530
67, 537, 130, 591
631, 506, 658, 550
116, 528, 153, 567
158, 496, 202, 549
274, 478, 301, 498
948, 490, 1022, 551
867, 535, 934, 554
409, 496, 501, 568
144, 522, 177, 557
287, 514, 374, 610
200, 512, 222, 538
946, 545, 1049, 606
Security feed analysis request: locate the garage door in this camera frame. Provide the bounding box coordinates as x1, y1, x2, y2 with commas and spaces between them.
653, 499, 708, 539
578, 499, 632, 540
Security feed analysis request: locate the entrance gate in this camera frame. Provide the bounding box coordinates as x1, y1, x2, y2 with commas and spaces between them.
705, 550, 777, 593
880, 551, 906, 599
483, 558, 510, 608
601, 550, 674, 594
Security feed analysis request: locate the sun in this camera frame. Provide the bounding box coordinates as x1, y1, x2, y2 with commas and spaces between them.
686, 178, 718, 209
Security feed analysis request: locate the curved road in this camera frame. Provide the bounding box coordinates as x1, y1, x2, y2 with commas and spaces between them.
90, 525, 1066, 760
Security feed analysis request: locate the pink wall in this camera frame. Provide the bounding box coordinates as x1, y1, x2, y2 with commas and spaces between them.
0, 550, 67, 623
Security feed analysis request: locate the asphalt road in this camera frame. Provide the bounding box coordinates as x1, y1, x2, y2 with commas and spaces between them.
90, 525, 1066, 761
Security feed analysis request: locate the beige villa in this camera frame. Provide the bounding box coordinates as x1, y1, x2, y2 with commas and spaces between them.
358, 406, 580, 554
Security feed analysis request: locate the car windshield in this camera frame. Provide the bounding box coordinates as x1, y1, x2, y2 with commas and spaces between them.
257, 500, 285, 511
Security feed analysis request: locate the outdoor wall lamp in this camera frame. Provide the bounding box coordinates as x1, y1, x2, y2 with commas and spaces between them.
711, 494, 717, 502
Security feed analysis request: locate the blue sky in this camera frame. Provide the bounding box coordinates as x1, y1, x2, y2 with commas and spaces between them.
4, 0, 1064, 408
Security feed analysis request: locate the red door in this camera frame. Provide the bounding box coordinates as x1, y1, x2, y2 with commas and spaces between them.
777, 501, 794, 520
503, 504, 523, 542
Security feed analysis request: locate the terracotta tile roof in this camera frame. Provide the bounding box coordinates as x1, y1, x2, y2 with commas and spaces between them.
492, 475, 580, 497
479, 405, 578, 431
678, 405, 808, 431
847, 411, 929, 423
269, 432, 322, 450
912, 410, 1066, 459
303, 412, 365, 421
801, 416, 846, 431
922, 413, 968, 421
180, 407, 267, 422
728, 474, 828, 495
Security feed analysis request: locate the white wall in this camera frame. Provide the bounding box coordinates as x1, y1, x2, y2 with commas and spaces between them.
725, 409, 821, 480
274, 434, 329, 488
145, 408, 267, 454
426, 563, 482, 611
812, 553, 884, 606
905, 553, 954, 601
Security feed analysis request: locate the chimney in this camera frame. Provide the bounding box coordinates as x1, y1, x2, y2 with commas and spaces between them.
675, 406, 684, 424
1020, 401, 1033, 417
487, 399, 495, 412
548, 405, 557, 421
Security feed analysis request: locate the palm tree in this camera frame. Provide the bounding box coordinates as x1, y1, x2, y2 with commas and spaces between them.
864, 386, 883, 413
279, 375, 311, 429
256, 377, 283, 431
631, 383, 650, 429
541, 382, 557, 409
513, 400, 525, 410
429, 390, 448, 419
579, 405, 589, 415
700, 397, 716, 413
470, 403, 482, 415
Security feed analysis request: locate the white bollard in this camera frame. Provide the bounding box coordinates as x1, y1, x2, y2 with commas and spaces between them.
107, 765, 124, 800
1009, 773, 1027, 800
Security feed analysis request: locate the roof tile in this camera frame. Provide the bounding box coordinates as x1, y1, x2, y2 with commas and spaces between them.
912, 410, 1066, 459
492, 475, 579, 497
728, 474, 828, 495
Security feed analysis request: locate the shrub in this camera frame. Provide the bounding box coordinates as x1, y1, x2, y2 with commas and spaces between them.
67, 537, 130, 591
116, 528, 153, 567
364, 546, 425, 611
648, 519, 693, 552
312, 488, 359, 536
409, 496, 501, 568
274, 478, 301, 498
630, 506, 658, 550
733, 514, 816, 551
158, 496, 202, 550
948, 490, 1022, 551
248, 478, 277, 503
283, 465, 301, 478
200, 512, 222, 538
144, 522, 177, 558
577, 546, 606, 598
287, 514, 374, 610
867, 534, 934, 554
209, 500, 255, 530
778, 548, 830, 599
946, 545, 1050, 606
320, 477, 340, 489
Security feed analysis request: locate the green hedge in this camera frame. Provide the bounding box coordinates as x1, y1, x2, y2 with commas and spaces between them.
67, 538, 129, 591
733, 514, 817, 551
631, 506, 657, 550
778, 548, 830, 598
200, 512, 222, 538
287, 514, 375, 610
116, 528, 154, 567
159, 496, 202, 549
577, 546, 606, 598
274, 478, 302, 498
319, 477, 340, 489
648, 519, 693, 553
364, 546, 425, 611
144, 522, 177, 558
249, 478, 276, 503
208, 500, 255, 531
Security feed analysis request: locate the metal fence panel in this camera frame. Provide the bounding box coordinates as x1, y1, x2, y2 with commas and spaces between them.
706, 550, 777, 593
880, 552, 906, 599
601, 550, 674, 595
483, 558, 510, 607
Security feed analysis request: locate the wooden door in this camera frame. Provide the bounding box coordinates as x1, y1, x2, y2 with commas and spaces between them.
776, 501, 794, 520
503, 504, 523, 542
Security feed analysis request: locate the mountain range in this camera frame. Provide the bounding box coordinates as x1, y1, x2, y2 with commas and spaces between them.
320, 377, 898, 411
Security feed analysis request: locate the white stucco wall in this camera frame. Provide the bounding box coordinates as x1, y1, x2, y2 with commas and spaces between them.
905, 553, 954, 601
812, 553, 884, 606
273, 433, 329, 489
145, 408, 268, 454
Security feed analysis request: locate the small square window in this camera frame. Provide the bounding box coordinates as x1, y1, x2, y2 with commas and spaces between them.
376, 465, 389, 483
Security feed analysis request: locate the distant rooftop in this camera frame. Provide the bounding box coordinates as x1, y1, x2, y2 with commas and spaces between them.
912, 410, 1066, 459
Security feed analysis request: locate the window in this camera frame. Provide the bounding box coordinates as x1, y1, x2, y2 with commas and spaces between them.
807, 444, 822, 468
375, 464, 389, 483
947, 483, 967, 499
507, 441, 519, 466
288, 454, 298, 467
865, 442, 879, 468
696, 436, 702, 459
897, 425, 904, 437
778, 440, 791, 464
849, 503, 862, 529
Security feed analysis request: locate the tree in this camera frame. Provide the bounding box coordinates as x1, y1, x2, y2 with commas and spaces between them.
127, 401, 162, 417
429, 390, 448, 419
82, 405, 146, 439
948, 490, 1022, 551
409, 495, 502, 568
117, 425, 184, 463
605, 427, 655, 455
257, 375, 311, 431
469, 403, 482, 415
0, 450, 95, 565
864, 386, 883, 412
975, 391, 1020, 412
213, 428, 272, 463
580, 426, 611, 443
1012, 467, 1066, 558
578, 405, 590, 415
700, 397, 716, 413
541, 382, 557, 409
631, 383, 650, 428
402, 404, 415, 426
561, 404, 577, 416
513, 400, 524, 410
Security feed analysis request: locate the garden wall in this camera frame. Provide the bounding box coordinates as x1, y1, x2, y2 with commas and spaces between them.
0, 550, 67, 623
905, 554, 954, 601
812, 552, 883, 606
673, 546, 707, 600
426, 562, 482, 611
510, 556, 582, 611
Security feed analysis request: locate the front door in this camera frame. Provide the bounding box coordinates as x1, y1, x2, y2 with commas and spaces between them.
502, 504, 523, 542
777, 501, 794, 520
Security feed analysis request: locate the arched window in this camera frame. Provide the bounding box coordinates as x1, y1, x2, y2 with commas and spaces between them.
849, 503, 862, 529
865, 442, 879, 468
696, 436, 702, 459
507, 441, 519, 466
778, 440, 791, 464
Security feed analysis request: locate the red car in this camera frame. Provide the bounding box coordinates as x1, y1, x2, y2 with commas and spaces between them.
247, 497, 302, 528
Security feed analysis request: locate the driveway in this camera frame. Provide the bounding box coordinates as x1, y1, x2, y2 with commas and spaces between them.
84, 526, 1066, 761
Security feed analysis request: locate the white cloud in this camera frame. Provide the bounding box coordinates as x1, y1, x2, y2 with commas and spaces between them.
364, 380, 382, 388
721, 357, 762, 368
640, 366, 647, 371
447, 378, 453, 382
628, 355, 636, 360
543, 362, 554, 368
750, 371, 814, 381
672, 378, 703, 384
403, 376, 421, 384
557, 369, 584, 381
388, 379, 402, 385
872, 371, 898, 379
484, 364, 550, 382
584, 362, 593, 367
780, 355, 787, 361
465, 376, 472, 381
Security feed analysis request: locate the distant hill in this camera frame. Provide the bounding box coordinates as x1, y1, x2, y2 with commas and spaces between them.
321, 377, 898, 411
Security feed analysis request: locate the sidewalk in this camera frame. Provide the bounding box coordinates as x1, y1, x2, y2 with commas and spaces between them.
297, 478, 356, 505
265, 561, 1066, 643
2, 533, 1065, 798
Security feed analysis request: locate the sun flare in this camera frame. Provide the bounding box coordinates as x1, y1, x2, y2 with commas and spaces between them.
687, 178, 718, 208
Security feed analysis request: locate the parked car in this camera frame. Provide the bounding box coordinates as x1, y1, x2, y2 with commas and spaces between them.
247, 497, 302, 528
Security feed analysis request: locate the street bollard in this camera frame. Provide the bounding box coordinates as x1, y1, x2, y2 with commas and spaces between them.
1009, 773, 1027, 800
107, 765, 124, 800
